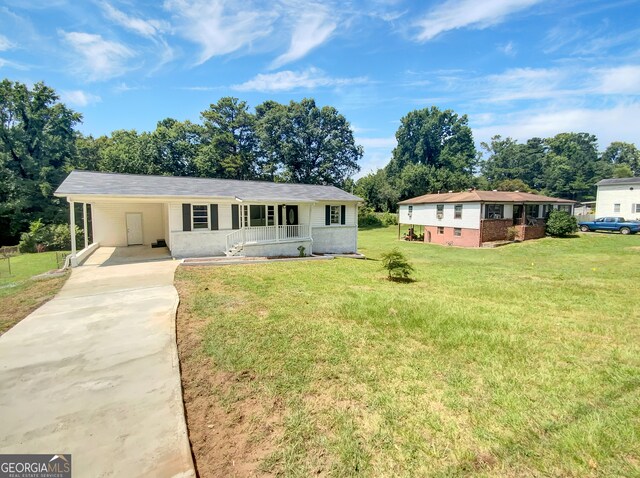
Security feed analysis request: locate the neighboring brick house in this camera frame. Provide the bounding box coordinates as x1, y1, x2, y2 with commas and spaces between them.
398, 190, 575, 247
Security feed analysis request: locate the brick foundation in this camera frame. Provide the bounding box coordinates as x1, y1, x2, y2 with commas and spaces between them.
515, 224, 546, 241
480, 219, 513, 242
423, 226, 481, 247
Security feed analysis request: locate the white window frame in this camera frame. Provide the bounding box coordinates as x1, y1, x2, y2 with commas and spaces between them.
453, 227, 462, 237
330, 205, 341, 225
635, 204, 640, 213
192, 204, 209, 230
454, 204, 463, 219
613, 203, 621, 213
408, 205, 413, 219
437, 226, 444, 235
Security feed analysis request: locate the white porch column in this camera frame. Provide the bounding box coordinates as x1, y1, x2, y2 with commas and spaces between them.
83, 202, 88, 249
275, 203, 280, 242
68, 199, 78, 267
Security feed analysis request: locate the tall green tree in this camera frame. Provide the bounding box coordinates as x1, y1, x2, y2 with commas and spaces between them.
149, 118, 202, 176
97, 129, 155, 175
256, 98, 362, 186
480, 136, 545, 189
386, 106, 476, 197
355, 169, 399, 212
601, 141, 640, 176
72, 133, 104, 171
196, 97, 258, 179
542, 133, 608, 200
0, 80, 81, 244
387, 107, 476, 174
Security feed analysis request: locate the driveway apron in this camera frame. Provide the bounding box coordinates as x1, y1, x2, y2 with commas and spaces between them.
0, 247, 195, 477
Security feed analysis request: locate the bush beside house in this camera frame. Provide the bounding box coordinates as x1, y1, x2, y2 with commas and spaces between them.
545, 211, 578, 237
18, 220, 83, 253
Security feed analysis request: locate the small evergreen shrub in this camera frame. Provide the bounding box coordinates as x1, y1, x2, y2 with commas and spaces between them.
381, 248, 414, 281
545, 210, 578, 237
506, 226, 519, 241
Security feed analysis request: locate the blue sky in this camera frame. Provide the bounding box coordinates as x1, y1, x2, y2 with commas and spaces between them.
1, 0, 639, 177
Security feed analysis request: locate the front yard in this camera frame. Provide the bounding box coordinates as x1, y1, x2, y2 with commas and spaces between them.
176, 229, 640, 477
0, 252, 69, 334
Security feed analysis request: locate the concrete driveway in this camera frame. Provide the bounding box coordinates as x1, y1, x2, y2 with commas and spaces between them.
0, 247, 195, 477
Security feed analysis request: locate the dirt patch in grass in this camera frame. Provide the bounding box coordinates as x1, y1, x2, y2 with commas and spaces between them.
176, 291, 283, 478
0, 273, 69, 335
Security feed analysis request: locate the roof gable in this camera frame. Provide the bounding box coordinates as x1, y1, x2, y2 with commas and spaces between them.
54, 171, 362, 202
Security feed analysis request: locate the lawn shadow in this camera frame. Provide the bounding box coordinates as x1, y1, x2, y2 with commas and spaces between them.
551, 234, 581, 239
386, 276, 416, 284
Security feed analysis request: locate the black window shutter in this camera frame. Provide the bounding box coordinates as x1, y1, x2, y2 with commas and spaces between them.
210, 204, 219, 230
325, 205, 331, 225
340, 205, 346, 225
182, 204, 191, 231
231, 204, 240, 230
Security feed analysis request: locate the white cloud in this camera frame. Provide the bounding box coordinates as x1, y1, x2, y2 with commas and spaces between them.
415, 0, 542, 41
60, 31, 135, 80
101, 2, 168, 38
164, 0, 275, 65
270, 8, 336, 69
593, 65, 640, 95
481, 67, 569, 102
60, 90, 101, 107
0, 34, 15, 51
498, 41, 516, 56
232, 67, 369, 92
472, 102, 640, 149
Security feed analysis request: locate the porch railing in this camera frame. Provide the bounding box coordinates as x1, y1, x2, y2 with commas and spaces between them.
225, 225, 310, 251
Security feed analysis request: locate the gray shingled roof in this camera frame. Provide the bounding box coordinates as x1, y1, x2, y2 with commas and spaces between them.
55, 171, 362, 202
596, 177, 640, 186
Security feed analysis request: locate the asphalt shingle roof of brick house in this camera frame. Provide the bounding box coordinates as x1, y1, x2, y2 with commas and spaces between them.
398, 190, 576, 205
55, 170, 362, 202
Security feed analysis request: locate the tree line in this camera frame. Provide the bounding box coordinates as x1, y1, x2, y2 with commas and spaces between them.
355, 106, 640, 212
2, 78, 639, 245
0, 79, 361, 244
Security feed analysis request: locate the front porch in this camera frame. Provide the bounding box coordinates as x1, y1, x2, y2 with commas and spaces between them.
225, 224, 311, 256
480, 202, 568, 244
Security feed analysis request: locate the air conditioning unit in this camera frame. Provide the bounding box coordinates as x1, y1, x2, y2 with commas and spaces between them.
437, 213, 443, 220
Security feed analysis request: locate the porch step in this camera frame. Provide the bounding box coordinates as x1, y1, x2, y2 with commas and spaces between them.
224, 243, 244, 257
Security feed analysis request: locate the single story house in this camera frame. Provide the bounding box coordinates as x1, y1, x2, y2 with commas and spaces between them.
398, 190, 575, 247
595, 177, 640, 220
54, 171, 361, 265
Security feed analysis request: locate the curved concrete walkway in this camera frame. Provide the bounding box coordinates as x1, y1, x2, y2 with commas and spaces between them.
0, 247, 195, 477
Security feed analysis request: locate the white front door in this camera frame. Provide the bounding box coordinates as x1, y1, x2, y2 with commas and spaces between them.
126, 213, 143, 245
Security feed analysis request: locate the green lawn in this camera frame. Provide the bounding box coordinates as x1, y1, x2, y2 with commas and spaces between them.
176, 229, 640, 477
0, 252, 68, 333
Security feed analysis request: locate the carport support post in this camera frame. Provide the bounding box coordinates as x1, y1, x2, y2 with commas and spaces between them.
68, 199, 78, 267
83, 202, 88, 250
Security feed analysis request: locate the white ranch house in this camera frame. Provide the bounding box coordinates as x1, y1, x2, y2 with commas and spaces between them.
55, 171, 361, 266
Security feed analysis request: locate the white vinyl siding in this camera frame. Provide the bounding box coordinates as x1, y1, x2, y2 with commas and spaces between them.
92, 202, 164, 247
311, 203, 358, 227
398, 203, 482, 230
596, 183, 640, 219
